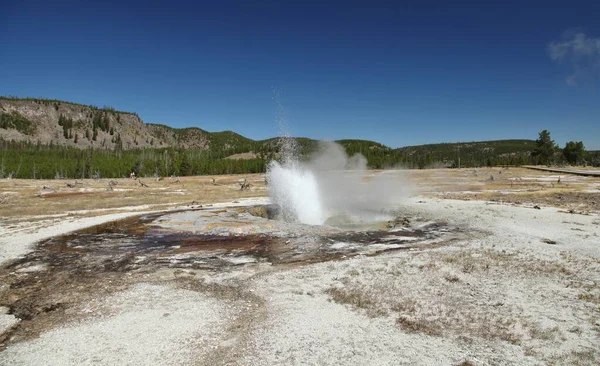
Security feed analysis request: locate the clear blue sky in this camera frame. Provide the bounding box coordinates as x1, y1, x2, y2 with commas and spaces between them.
1, 0, 599, 149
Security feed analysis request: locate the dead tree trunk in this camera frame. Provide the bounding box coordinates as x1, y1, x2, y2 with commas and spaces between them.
239, 178, 250, 190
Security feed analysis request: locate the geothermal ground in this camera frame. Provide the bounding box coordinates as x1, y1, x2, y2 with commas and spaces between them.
0, 167, 599, 365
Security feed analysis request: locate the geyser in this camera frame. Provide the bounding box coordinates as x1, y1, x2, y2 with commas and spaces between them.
266, 140, 411, 226
267, 160, 326, 225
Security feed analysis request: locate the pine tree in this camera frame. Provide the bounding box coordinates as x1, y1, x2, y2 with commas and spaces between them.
533, 130, 558, 165
563, 141, 586, 165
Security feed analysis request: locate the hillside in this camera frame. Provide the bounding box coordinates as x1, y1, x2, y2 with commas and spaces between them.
0, 97, 398, 157
0, 97, 212, 150
0, 96, 555, 178
394, 140, 537, 168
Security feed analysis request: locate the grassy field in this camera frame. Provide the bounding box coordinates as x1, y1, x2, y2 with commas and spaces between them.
0, 174, 267, 220
1, 167, 598, 223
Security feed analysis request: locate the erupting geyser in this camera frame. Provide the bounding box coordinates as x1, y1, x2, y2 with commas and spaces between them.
267, 160, 326, 225
266, 139, 412, 226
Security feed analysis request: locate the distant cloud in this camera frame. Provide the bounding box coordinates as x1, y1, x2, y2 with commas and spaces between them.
548, 31, 600, 85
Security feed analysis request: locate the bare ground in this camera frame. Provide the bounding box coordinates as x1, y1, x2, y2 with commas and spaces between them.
0, 168, 599, 365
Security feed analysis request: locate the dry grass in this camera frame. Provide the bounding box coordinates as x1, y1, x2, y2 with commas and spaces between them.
0, 174, 267, 221
396, 316, 442, 336
325, 287, 378, 315
529, 325, 560, 341
2, 167, 597, 222
437, 249, 575, 277
324, 247, 600, 363
413, 167, 596, 193
410, 167, 600, 212
548, 349, 598, 366
577, 291, 600, 304
443, 274, 460, 282
390, 298, 417, 313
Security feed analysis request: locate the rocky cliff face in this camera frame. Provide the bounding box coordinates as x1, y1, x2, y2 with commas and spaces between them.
0, 98, 211, 150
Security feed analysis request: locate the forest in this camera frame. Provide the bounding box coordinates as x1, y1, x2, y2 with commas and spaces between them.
1, 136, 582, 179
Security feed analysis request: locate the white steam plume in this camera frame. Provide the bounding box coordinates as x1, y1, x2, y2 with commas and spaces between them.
267, 140, 412, 226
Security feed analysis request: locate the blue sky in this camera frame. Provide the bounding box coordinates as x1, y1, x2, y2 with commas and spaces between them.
1, 0, 599, 149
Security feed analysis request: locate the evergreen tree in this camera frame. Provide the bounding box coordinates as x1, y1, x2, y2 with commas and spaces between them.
533, 130, 557, 165
563, 141, 586, 165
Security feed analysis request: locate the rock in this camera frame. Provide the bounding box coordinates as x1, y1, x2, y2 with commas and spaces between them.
0, 313, 19, 335
386, 216, 411, 229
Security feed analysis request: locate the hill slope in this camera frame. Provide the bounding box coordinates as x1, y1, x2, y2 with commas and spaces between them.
0, 96, 552, 178
394, 140, 537, 168
0, 97, 397, 156
0, 97, 212, 150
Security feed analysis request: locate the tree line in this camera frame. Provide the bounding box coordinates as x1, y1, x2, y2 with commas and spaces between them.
0, 130, 596, 179
0, 140, 267, 179
532, 130, 592, 166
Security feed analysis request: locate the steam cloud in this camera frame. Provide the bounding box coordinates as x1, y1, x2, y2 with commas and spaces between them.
548, 31, 600, 85
267, 140, 412, 226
